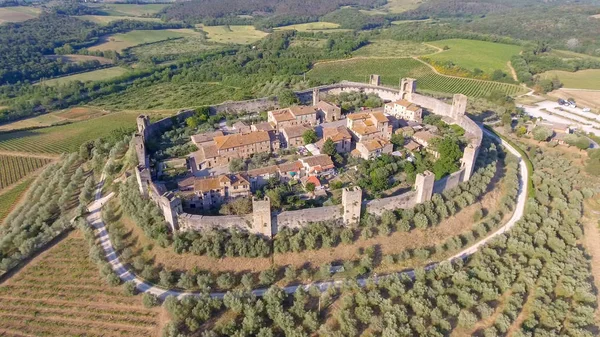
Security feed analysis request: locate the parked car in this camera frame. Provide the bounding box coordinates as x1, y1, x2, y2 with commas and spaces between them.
583, 108, 591, 112
557, 98, 566, 105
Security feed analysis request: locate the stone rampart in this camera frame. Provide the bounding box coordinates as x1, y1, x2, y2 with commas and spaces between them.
134, 78, 486, 236
275, 205, 342, 230
365, 191, 416, 216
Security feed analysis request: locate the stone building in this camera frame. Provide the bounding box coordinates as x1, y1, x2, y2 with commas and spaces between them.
346, 110, 392, 142
268, 106, 318, 130
320, 125, 353, 153
353, 138, 393, 160
299, 154, 335, 175
213, 131, 277, 163
315, 101, 342, 122
384, 99, 423, 122
281, 125, 311, 148
188, 174, 251, 210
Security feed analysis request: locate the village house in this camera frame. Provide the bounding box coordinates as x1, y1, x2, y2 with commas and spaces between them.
412, 131, 439, 158
268, 106, 318, 130
320, 125, 353, 153
231, 121, 251, 134
247, 165, 279, 191
404, 140, 422, 154
188, 174, 251, 210
191, 143, 219, 171
315, 101, 342, 123
281, 125, 311, 148
352, 138, 393, 160
277, 160, 304, 183
213, 131, 278, 163
299, 154, 335, 175
384, 99, 423, 122
191, 130, 224, 147
251, 122, 276, 132
346, 110, 392, 142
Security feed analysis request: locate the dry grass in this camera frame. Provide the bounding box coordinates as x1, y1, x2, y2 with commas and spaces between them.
39, 67, 129, 86
77, 15, 161, 25
0, 232, 161, 337
274, 22, 350, 33
549, 88, 600, 111
90, 29, 200, 52
199, 25, 269, 44
0, 6, 40, 24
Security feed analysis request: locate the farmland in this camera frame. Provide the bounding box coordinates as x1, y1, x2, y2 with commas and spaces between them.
274, 22, 351, 33
130, 36, 221, 59
541, 69, 600, 90
39, 67, 129, 86
0, 107, 111, 132
89, 29, 201, 52
0, 154, 53, 190
90, 82, 247, 110
76, 15, 161, 25
0, 112, 143, 154
199, 25, 269, 44
0, 233, 161, 336
0, 179, 31, 223
426, 39, 522, 74
0, 6, 40, 24
308, 58, 527, 97
99, 3, 169, 17
353, 39, 438, 57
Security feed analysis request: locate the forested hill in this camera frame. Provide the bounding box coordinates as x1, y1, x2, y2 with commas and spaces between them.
0, 14, 185, 85
160, 0, 385, 24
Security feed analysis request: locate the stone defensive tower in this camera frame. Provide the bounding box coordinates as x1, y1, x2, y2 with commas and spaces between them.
369, 74, 381, 86
159, 192, 182, 232
451, 94, 468, 120
312, 88, 320, 106
342, 187, 362, 225
136, 115, 150, 136
133, 134, 149, 168
135, 166, 151, 197
415, 170, 435, 203
400, 78, 416, 100
461, 144, 479, 182
252, 197, 272, 237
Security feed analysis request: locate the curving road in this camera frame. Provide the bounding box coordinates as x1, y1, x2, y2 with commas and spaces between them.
86, 127, 528, 300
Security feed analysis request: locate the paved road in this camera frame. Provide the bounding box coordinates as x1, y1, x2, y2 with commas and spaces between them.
86, 126, 528, 299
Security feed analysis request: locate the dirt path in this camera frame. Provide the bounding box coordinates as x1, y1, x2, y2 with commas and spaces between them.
582, 198, 600, 324
507, 61, 518, 82
422, 42, 444, 53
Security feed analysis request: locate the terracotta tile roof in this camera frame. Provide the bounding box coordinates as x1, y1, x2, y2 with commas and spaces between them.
391, 99, 412, 107
352, 123, 378, 136
323, 126, 352, 142
407, 105, 421, 112
194, 176, 222, 192
191, 143, 218, 162
177, 176, 195, 189
247, 165, 279, 177
371, 111, 388, 123
315, 101, 338, 111
191, 131, 224, 145
304, 175, 321, 187
282, 125, 311, 139
347, 112, 370, 120
289, 105, 318, 116
361, 138, 390, 152
300, 154, 334, 171
252, 122, 275, 132
413, 131, 437, 144
214, 131, 271, 150
404, 140, 421, 151
278, 161, 302, 173
270, 109, 296, 122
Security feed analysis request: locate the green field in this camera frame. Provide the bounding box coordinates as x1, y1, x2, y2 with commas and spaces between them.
541, 69, 600, 90
353, 40, 438, 57
76, 15, 161, 25
39, 67, 129, 86
426, 39, 522, 74
199, 25, 269, 44
0, 178, 31, 223
0, 6, 40, 24
0, 112, 140, 154
274, 22, 351, 33
90, 82, 246, 110
90, 29, 200, 52
130, 36, 221, 59
101, 3, 168, 16
0, 155, 52, 190
308, 58, 526, 97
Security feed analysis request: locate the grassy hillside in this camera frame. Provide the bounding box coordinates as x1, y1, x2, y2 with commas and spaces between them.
199, 25, 269, 44
541, 69, 600, 90
273, 22, 351, 33
76, 15, 161, 25
353, 39, 438, 57
39, 67, 129, 86
426, 39, 522, 74
90, 29, 201, 52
